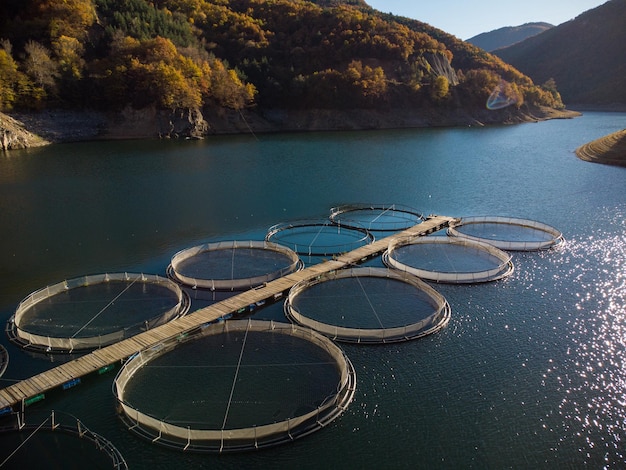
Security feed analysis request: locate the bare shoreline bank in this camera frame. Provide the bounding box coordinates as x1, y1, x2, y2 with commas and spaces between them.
1, 105, 581, 151
575, 129, 626, 167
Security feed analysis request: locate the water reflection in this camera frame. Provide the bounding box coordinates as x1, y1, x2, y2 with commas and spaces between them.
527, 206, 626, 465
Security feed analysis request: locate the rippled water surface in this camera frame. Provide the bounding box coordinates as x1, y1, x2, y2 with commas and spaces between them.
1, 112, 625, 468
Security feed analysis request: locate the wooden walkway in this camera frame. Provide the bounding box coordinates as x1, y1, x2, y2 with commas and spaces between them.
0, 216, 455, 410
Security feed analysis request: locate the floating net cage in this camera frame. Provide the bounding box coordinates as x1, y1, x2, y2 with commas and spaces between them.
329, 204, 425, 232
168, 240, 302, 291
0, 410, 128, 469
0, 345, 8, 378
113, 319, 356, 453
284, 267, 450, 343
447, 216, 564, 251
383, 236, 514, 283
8, 273, 190, 353
266, 219, 374, 257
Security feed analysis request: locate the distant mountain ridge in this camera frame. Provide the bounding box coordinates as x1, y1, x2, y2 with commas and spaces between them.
467, 23, 553, 52
494, 0, 626, 106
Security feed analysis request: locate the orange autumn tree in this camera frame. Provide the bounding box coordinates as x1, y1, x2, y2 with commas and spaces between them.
345, 60, 387, 99
101, 35, 255, 110
32, 0, 97, 41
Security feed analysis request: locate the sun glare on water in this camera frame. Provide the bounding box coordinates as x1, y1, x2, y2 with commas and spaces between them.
538, 212, 626, 465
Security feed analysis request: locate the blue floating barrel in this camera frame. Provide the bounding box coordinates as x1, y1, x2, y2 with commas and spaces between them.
62, 378, 81, 390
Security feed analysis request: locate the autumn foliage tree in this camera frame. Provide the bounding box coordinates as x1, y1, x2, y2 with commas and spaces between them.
0, 47, 19, 110
0, 40, 48, 110
22, 40, 58, 105
459, 69, 501, 106
430, 75, 450, 102
98, 35, 255, 110
345, 60, 387, 99
23, 0, 97, 42
0, 0, 565, 114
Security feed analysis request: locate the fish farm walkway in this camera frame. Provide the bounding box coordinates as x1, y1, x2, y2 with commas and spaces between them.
0, 216, 455, 410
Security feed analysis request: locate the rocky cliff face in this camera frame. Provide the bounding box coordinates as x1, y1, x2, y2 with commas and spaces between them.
105, 106, 208, 139
423, 52, 459, 85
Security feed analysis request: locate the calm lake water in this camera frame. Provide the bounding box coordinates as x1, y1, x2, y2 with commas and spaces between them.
0, 112, 625, 468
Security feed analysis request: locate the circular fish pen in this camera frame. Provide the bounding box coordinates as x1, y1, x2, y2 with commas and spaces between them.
284, 267, 450, 343
8, 273, 190, 353
168, 240, 302, 291
383, 237, 514, 283
0, 410, 128, 469
329, 203, 424, 232
447, 216, 564, 251
113, 319, 356, 453
266, 219, 374, 257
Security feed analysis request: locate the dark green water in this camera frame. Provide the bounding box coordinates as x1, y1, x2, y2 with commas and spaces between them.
1, 112, 625, 468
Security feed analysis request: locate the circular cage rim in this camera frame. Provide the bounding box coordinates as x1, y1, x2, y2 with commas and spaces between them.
329, 203, 425, 231
8, 272, 190, 354
285, 266, 450, 343
113, 319, 356, 453
0, 409, 128, 469
383, 236, 515, 284
447, 215, 564, 251
168, 240, 302, 291
0, 344, 8, 378
265, 219, 375, 256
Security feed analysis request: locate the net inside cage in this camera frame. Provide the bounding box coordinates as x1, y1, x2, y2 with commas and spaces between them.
169, 241, 301, 291
11, 273, 188, 352
0, 410, 128, 469
266, 220, 373, 257
447, 216, 564, 251
285, 267, 450, 343
329, 204, 424, 232
383, 237, 514, 283
114, 319, 356, 453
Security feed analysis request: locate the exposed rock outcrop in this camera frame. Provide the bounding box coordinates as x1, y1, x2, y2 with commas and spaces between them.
423, 52, 459, 86
0, 113, 49, 150
105, 106, 208, 140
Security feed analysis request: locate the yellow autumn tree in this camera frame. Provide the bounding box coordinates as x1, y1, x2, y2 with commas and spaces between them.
101, 35, 255, 110
209, 59, 256, 110
345, 60, 387, 98
52, 36, 85, 80
124, 37, 203, 109
33, 0, 97, 41
430, 75, 450, 101
0, 49, 18, 110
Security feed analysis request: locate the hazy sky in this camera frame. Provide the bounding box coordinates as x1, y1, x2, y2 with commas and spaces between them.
365, 0, 608, 39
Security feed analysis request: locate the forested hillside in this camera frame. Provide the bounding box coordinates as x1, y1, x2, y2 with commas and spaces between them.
495, 0, 626, 105
0, 0, 564, 119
